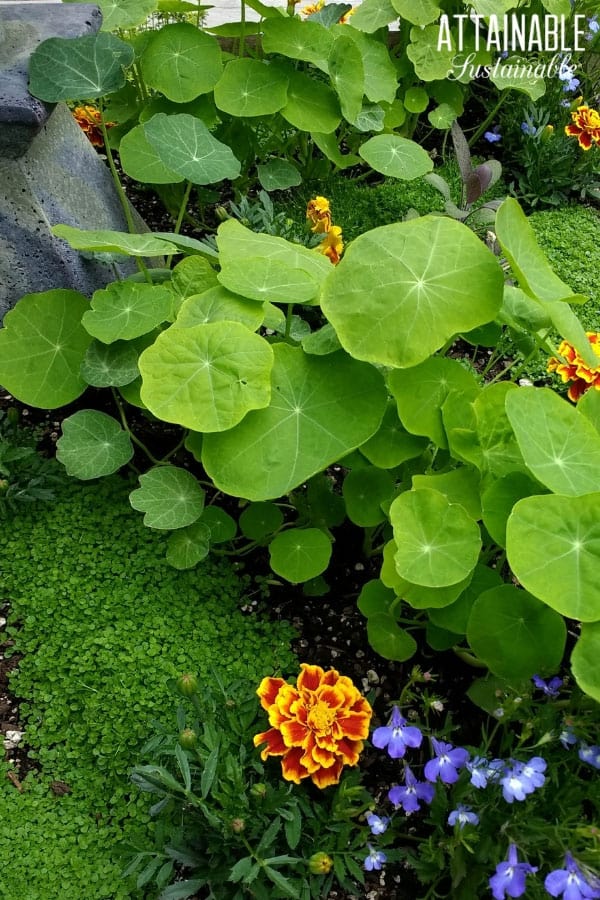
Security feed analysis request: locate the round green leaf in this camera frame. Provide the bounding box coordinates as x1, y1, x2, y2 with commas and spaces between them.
239, 502, 284, 540
390, 356, 480, 449
359, 134, 433, 180
141, 23, 222, 101
571, 623, 600, 703
403, 573, 473, 610
475, 382, 527, 478
298, 475, 346, 530
506, 387, 600, 496
52, 225, 178, 257
328, 34, 364, 124
257, 159, 302, 192
139, 321, 274, 433
81, 340, 139, 387
96, 0, 156, 30
357, 579, 396, 617
0, 290, 92, 408
214, 58, 288, 117
176, 286, 264, 331
429, 563, 503, 634
342, 466, 394, 527
129, 466, 205, 529
359, 399, 428, 468
119, 124, 184, 185
202, 345, 387, 501
428, 103, 457, 129
301, 323, 342, 357
412, 467, 481, 522
404, 87, 429, 113
426, 623, 459, 651
200, 506, 237, 543
392, 0, 440, 25
407, 25, 456, 80
144, 113, 241, 185
467, 585, 566, 679
56, 410, 133, 479
367, 614, 417, 661
280, 69, 341, 134
481, 473, 542, 548
261, 17, 334, 72
507, 493, 600, 622
269, 528, 332, 583
343, 28, 397, 105
166, 523, 211, 569
390, 488, 481, 588
321, 216, 503, 369
82, 282, 173, 343
171, 256, 219, 305
28, 33, 134, 101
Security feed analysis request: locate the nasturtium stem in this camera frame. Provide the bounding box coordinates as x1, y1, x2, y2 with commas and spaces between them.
240, 0, 246, 57
468, 90, 510, 147
111, 388, 163, 467
284, 303, 294, 341
166, 180, 193, 268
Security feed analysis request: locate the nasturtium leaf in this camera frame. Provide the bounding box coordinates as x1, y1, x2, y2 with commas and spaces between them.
321, 217, 503, 369
200, 506, 237, 543
442, 391, 480, 467
429, 563, 503, 634
428, 103, 457, 130
578, 388, 600, 435
92, 0, 156, 30
82, 282, 173, 343
261, 17, 334, 72
390, 488, 481, 588
481, 473, 543, 548
119, 377, 145, 409
297, 475, 346, 530
119, 124, 184, 185
202, 345, 387, 501
403, 573, 473, 611
391, 0, 440, 25
176, 287, 264, 332
0, 290, 91, 408
342, 466, 394, 527
426, 623, 459, 651
507, 493, 600, 622
404, 87, 429, 113
367, 614, 417, 661
166, 523, 211, 569
412, 467, 481, 521
308, 2, 351, 27
269, 528, 332, 583
353, 103, 385, 133
475, 382, 528, 478
467, 585, 566, 679
490, 58, 546, 101
184, 430, 202, 462
498, 285, 550, 333
357, 580, 396, 618
328, 34, 364, 124
301, 323, 341, 356
213, 58, 288, 117
139, 321, 273, 433
342, 27, 397, 105
171, 256, 219, 305
350, 0, 397, 32
52, 225, 178, 257
279, 67, 341, 134
360, 400, 428, 469
257, 159, 302, 192
380, 539, 407, 594
129, 466, 205, 530
141, 23, 222, 102
311, 131, 361, 169
217, 219, 330, 303
239, 502, 284, 540
505, 387, 600, 496
28, 33, 134, 101
359, 134, 433, 180
144, 113, 241, 184
571, 623, 600, 703
407, 25, 456, 81
390, 357, 480, 449
81, 340, 139, 387
56, 410, 133, 478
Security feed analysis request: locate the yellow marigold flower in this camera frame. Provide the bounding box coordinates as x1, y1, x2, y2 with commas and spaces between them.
306, 195, 332, 233
565, 105, 600, 150
317, 225, 344, 265
301, 0, 324, 14
548, 332, 600, 401
253, 663, 372, 789
72, 105, 115, 147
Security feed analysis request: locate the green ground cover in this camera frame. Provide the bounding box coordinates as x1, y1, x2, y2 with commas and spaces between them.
0, 477, 295, 900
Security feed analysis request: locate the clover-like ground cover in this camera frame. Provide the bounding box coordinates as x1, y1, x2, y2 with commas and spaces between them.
0, 476, 295, 899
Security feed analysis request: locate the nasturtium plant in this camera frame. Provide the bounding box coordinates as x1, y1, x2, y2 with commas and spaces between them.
129, 466, 205, 530
166, 522, 212, 569
140, 23, 223, 102
56, 410, 134, 479
82, 282, 174, 343
269, 528, 332, 583
28, 32, 134, 100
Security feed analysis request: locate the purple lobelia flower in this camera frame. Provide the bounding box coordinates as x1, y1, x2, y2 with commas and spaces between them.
544, 852, 600, 899
501, 757, 546, 803
366, 813, 389, 836
578, 744, 600, 770
484, 126, 502, 143
424, 737, 469, 784
447, 804, 479, 829
467, 756, 504, 789
371, 706, 422, 759
489, 844, 538, 899
364, 845, 386, 872
559, 726, 578, 749
388, 765, 435, 814
533, 674, 563, 697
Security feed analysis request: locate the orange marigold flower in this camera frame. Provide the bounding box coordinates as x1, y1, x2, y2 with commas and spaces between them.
253, 663, 372, 789
548, 332, 600, 402
565, 105, 600, 150
306, 195, 332, 233
72, 105, 115, 148
301, 0, 324, 14
317, 225, 344, 265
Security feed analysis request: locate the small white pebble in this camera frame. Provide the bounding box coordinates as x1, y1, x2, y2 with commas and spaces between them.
0, 617, 6, 628
366, 669, 380, 685
4, 730, 23, 750
518, 378, 534, 387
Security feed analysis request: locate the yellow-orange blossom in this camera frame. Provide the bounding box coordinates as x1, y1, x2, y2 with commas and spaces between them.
253, 664, 372, 789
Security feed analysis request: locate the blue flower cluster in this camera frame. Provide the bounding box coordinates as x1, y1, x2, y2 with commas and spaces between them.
491, 846, 600, 900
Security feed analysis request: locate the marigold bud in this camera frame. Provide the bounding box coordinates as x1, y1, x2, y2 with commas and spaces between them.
231, 817, 245, 833
0, 479, 8, 492
176, 673, 198, 698
179, 728, 197, 749
215, 205, 229, 222
308, 852, 333, 875
250, 782, 267, 800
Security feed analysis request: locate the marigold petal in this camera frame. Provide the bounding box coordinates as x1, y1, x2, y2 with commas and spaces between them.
297, 663, 326, 692
310, 759, 344, 788
256, 676, 286, 710
253, 727, 287, 760
280, 718, 310, 748
315, 684, 346, 709
299, 734, 325, 773
310, 744, 337, 768
336, 710, 372, 741
335, 737, 363, 766
320, 667, 342, 686
281, 747, 311, 784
